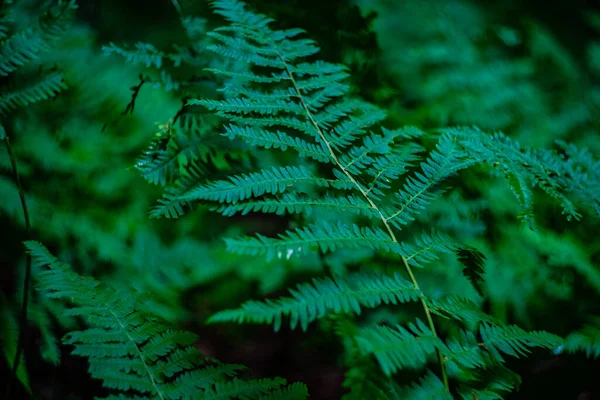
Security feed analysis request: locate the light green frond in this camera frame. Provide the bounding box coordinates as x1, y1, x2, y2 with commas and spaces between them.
224, 221, 400, 261
181, 165, 354, 204
213, 193, 379, 219
207, 272, 420, 331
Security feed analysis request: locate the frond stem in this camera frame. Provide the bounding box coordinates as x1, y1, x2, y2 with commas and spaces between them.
273, 49, 450, 391
108, 308, 165, 400
3, 134, 33, 400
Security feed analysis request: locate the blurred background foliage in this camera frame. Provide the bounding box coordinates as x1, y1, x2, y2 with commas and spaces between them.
1, 0, 599, 398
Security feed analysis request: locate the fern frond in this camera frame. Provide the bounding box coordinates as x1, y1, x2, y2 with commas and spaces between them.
365, 142, 424, 197
224, 221, 400, 261
27, 241, 307, 399
103, 42, 164, 68
0, 0, 76, 76
385, 134, 475, 229
213, 193, 378, 218
202, 378, 286, 400
399, 230, 458, 268
0, 70, 67, 115
457, 365, 522, 400
479, 323, 562, 362
181, 166, 354, 204
338, 128, 407, 176
221, 125, 331, 162
444, 330, 496, 372
207, 272, 420, 331
430, 296, 499, 325
446, 126, 596, 221
149, 163, 211, 218
0, 29, 48, 76
355, 319, 447, 374
135, 120, 234, 186
392, 370, 452, 400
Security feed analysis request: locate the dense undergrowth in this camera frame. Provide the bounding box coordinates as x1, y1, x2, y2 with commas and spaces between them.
1, 0, 600, 399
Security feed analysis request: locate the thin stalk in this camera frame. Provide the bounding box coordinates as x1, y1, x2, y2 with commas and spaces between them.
274, 50, 450, 391
4, 134, 33, 399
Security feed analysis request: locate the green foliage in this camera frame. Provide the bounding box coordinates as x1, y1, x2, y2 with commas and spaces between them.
0, 0, 76, 115
28, 241, 308, 399
2, 0, 600, 398
208, 272, 420, 331
157, 0, 597, 397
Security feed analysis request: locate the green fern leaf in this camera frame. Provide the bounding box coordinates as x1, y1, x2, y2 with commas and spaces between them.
0, 71, 67, 115
213, 193, 378, 218
207, 272, 420, 331
27, 241, 307, 399
181, 165, 353, 204
392, 370, 452, 400
479, 323, 562, 362
430, 296, 499, 325
399, 230, 459, 268
103, 42, 164, 68
224, 221, 400, 261
385, 134, 475, 229
355, 319, 447, 374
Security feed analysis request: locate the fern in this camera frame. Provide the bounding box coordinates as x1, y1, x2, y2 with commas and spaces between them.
4, 0, 594, 397
0, 0, 76, 116
355, 319, 445, 374
208, 272, 420, 331
27, 241, 308, 399
143, 0, 592, 396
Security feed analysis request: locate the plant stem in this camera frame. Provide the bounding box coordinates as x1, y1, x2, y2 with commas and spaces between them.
3, 134, 33, 399
274, 49, 450, 391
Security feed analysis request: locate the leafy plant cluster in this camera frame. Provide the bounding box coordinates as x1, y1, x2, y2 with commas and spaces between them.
1, 0, 600, 399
